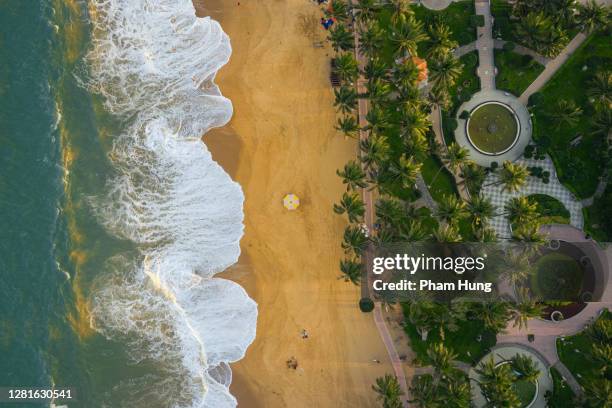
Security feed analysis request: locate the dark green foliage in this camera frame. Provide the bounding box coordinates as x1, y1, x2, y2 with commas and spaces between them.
359, 297, 375, 313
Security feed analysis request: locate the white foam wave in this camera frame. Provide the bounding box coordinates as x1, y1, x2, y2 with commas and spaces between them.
81, 1, 257, 406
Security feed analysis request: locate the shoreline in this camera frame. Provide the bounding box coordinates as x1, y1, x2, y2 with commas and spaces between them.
195, 0, 395, 405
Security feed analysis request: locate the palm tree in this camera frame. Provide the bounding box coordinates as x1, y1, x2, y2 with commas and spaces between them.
389, 16, 428, 57
591, 343, 612, 376
428, 86, 451, 111
475, 357, 521, 407
577, 0, 610, 33
460, 163, 486, 195
440, 373, 471, 407
444, 142, 472, 174
341, 225, 368, 255
433, 223, 462, 243
329, 23, 354, 52
404, 132, 430, 160
588, 70, 612, 112
333, 85, 357, 114
327, 0, 349, 22
400, 218, 429, 241
367, 79, 392, 104
409, 374, 439, 407
474, 299, 510, 332
505, 196, 538, 226
354, 0, 381, 24
491, 160, 529, 193
427, 343, 458, 382
359, 22, 385, 57
334, 53, 359, 84
510, 287, 544, 329
389, 154, 421, 189
333, 192, 365, 222
475, 226, 498, 242
372, 374, 404, 408
511, 354, 540, 383
399, 105, 431, 140
500, 252, 533, 287
375, 197, 403, 227
360, 133, 390, 168
436, 194, 467, 226
363, 57, 388, 82
337, 160, 367, 191
391, 58, 419, 90
388, 0, 413, 26
335, 115, 360, 138
364, 105, 389, 134
586, 316, 612, 344
512, 222, 546, 243
426, 23, 458, 59
429, 51, 463, 92
467, 194, 497, 229
339, 258, 362, 284
515, 12, 551, 51
547, 99, 582, 130
583, 378, 612, 407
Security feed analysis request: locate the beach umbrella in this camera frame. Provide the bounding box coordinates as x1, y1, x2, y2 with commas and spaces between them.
283, 194, 300, 210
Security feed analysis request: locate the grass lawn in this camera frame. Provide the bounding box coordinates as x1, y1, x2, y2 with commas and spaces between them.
421, 155, 459, 203
514, 378, 536, 407
494, 49, 545, 96
531, 33, 612, 198
583, 182, 612, 242
402, 304, 497, 364
527, 194, 571, 225
557, 310, 611, 388
547, 367, 576, 407
413, 0, 476, 49
531, 252, 584, 301
490, 0, 517, 43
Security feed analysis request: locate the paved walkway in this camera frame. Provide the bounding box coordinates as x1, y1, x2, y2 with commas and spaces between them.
493, 39, 551, 66
474, 0, 496, 90
481, 155, 584, 238
454, 41, 477, 58
417, 0, 456, 10
519, 33, 588, 104
469, 345, 553, 408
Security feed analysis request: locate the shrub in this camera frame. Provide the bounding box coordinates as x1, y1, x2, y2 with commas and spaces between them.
503, 41, 515, 52
359, 297, 374, 313
524, 145, 535, 158
459, 110, 470, 120
463, 52, 478, 67
521, 54, 533, 65
490, 161, 499, 171
528, 92, 543, 107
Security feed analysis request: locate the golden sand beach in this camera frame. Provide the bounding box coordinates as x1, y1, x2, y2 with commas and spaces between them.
194, 0, 395, 406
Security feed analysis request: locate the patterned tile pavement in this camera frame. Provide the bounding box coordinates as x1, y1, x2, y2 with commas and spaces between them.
481, 155, 584, 239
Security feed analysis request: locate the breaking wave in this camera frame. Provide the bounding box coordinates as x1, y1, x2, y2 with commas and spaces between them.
81, 0, 257, 406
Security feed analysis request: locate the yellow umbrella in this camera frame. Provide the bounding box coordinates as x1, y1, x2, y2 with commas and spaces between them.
283, 194, 300, 210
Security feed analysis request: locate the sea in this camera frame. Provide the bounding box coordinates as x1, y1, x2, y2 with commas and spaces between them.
0, 1, 257, 407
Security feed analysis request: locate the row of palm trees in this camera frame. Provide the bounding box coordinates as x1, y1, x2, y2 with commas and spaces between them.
510, 0, 610, 58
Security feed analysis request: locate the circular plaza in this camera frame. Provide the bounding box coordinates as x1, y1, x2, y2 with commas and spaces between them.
455, 90, 532, 167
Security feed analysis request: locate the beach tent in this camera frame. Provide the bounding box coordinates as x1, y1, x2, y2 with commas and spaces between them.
283, 194, 300, 210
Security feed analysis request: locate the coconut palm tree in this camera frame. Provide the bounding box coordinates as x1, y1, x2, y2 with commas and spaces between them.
400, 218, 429, 241
512, 222, 546, 243
388, 0, 413, 26
467, 194, 497, 229
583, 378, 612, 408
436, 194, 468, 226
354, 0, 381, 24
547, 99, 583, 130
333, 192, 365, 222
586, 315, 612, 344
475, 226, 498, 242
511, 354, 540, 383
391, 58, 420, 90
327, 0, 349, 22
591, 343, 612, 376
341, 225, 368, 255
427, 343, 458, 382
329, 23, 355, 52
372, 374, 404, 408
334, 53, 359, 84
367, 78, 392, 104
474, 299, 510, 332
491, 160, 529, 193
505, 196, 538, 226
440, 373, 471, 407
475, 357, 521, 407
429, 51, 463, 92
364, 105, 389, 134
409, 374, 439, 407
399, 105, 431, 140
360, 133, 390, 169
375, 197, 403, 227
389, 15, 428, 57
363, 57, 388, 82
428, 86, 451, 111
539, 25, 568, 58
545, 0, 578, 27
592, 109, 612, 140
588, 70, 612, 112
460, 163, 486, 195
577, 0, 610, 33
339, 258, 362, 284
426, 22, 458, 59
337, 160, 367, 191
335, 115, 360, 138
515, 12, 551, 50
389, 154, 421, 189
358, 21, 385, 57
404, 132, 430, 160
433, 223, 462, 243
510, 287, 544, 329
333, 85, 358, 114
500, 252, 533, 287
445, 142, 472, 174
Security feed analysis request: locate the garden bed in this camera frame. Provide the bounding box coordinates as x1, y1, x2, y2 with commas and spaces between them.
494, 49, 544, 96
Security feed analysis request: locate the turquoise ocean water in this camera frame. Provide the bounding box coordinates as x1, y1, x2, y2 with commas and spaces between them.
0, 1, 256, 406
